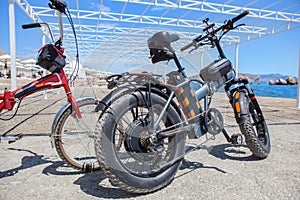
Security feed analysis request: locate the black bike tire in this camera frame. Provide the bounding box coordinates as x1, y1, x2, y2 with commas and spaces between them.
239, 100, 271, 158
53, 97, 101, 171
94, 92, 185, 193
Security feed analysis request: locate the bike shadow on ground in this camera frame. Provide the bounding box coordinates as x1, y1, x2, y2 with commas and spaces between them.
73, 171, 140, 199
208, 143, 259, 161
173, 144, 227, 180
174, 158, 227, 181
0, 148, 52, 179
0, 147, 82, 179
173, 142, 259, 180
73, 160, 227, 198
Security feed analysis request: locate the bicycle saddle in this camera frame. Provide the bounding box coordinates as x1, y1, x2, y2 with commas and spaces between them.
147, 31, 180, 64
147, 31, 180, 53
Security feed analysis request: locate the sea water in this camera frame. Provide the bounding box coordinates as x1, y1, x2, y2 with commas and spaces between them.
249, 82, 297, 99
191, 82, 298, 99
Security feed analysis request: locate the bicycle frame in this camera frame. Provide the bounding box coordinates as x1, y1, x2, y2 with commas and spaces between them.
103, 71, 210, 139
0, 69, 81, 118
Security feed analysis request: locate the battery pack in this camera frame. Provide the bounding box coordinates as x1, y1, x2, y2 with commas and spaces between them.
167, 71, 200, 123
200, 58, 232, 82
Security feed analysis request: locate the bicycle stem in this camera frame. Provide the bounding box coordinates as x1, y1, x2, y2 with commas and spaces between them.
57, 12, 63, 44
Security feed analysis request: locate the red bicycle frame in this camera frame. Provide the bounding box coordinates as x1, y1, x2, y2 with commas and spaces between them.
0, 69, 81, 118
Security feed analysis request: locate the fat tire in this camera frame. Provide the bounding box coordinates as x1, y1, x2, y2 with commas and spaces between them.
94, 92, 185, 193
53, 97, 101, 171
239, 100, 270, 158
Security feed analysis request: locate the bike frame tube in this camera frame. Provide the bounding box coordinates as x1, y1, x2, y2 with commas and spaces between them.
152, 91, 175, 133
211, 36, 226, 59
0, 69, 81, 118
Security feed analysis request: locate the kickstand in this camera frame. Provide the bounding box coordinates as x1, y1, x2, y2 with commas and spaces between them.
222, 128, 231, 143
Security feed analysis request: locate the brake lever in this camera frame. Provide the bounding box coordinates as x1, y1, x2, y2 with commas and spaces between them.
188, 42, 210, 53
188, 48, 196, 54
233, 23, 245, 29
188, 43, 200, 53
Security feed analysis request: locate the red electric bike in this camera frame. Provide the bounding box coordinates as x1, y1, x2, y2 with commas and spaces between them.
0, 0, 100, 172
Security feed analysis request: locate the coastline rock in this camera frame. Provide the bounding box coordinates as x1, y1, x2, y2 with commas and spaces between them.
269, 80, 275, 85
286, 76, 297, 85
275, 78, 287, 85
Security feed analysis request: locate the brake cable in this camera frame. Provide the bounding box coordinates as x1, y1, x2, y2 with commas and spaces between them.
0, 98, 23, 121
64, 6, 79, 84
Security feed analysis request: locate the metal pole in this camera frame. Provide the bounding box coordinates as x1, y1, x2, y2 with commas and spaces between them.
235, 42, 239, 76
200, 49, 204, 70
42, 28, 48, 99
9, 0, 17, 90
297, 48, 300, 109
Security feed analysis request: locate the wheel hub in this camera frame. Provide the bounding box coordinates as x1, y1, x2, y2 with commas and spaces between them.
124, 118, 163, 161
124, 119, 150, 153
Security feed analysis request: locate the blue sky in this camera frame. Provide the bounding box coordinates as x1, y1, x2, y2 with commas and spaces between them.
0, 0, 299, 77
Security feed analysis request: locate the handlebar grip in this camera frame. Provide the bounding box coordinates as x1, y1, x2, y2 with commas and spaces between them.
231, 10, 249, 23
181, 41, 194, 52
22, 23, 41, 29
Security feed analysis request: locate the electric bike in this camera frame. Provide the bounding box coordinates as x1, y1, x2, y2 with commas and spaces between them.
94, 10, 271, 193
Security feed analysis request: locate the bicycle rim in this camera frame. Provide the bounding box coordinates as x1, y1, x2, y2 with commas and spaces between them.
55, 100, 100, 171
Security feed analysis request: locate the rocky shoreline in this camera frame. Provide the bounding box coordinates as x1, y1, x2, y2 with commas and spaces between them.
238, 73, 298, 85
269, 76, 298, 85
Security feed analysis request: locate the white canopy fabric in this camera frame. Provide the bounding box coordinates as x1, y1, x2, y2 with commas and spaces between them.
21, 58, 36, 64
0, 54, 11, 61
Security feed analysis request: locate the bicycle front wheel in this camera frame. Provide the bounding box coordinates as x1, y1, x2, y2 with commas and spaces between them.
239, 97, 271, 158
53, 97, 100, 171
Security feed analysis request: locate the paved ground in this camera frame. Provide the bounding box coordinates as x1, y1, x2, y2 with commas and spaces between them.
0, 85, 299, 200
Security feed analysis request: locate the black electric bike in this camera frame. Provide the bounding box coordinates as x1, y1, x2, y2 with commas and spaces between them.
94, 10, 270, 193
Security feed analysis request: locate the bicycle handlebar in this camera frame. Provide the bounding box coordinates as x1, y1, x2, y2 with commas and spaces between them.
22, 23, 41, 29
181, 10, 249, 52
231, 10, 249, 23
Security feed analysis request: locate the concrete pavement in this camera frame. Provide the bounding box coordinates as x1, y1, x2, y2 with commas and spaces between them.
0, 86, 299, 200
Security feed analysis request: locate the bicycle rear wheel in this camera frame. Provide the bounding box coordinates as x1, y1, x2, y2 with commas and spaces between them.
53, 97, 100, 171
94, 92, 185, 193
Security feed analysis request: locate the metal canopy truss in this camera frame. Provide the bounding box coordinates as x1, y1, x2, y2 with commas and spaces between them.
13, 0, 300, 72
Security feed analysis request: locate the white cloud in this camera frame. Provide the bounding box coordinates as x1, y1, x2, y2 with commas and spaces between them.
90, 2, 111, 12
151, 6, 168, 11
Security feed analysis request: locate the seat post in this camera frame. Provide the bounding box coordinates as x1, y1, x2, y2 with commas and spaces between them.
173, 53, 187, 78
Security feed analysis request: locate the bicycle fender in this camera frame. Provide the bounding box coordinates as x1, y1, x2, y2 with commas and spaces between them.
95, 85, 182, 117
232, 91, 249, 125
95, 85, 134, 112
51, 96, 96, 136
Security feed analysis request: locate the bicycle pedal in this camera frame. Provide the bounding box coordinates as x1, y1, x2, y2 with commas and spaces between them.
0, 134, 23, 144
230, 133, 244, 146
